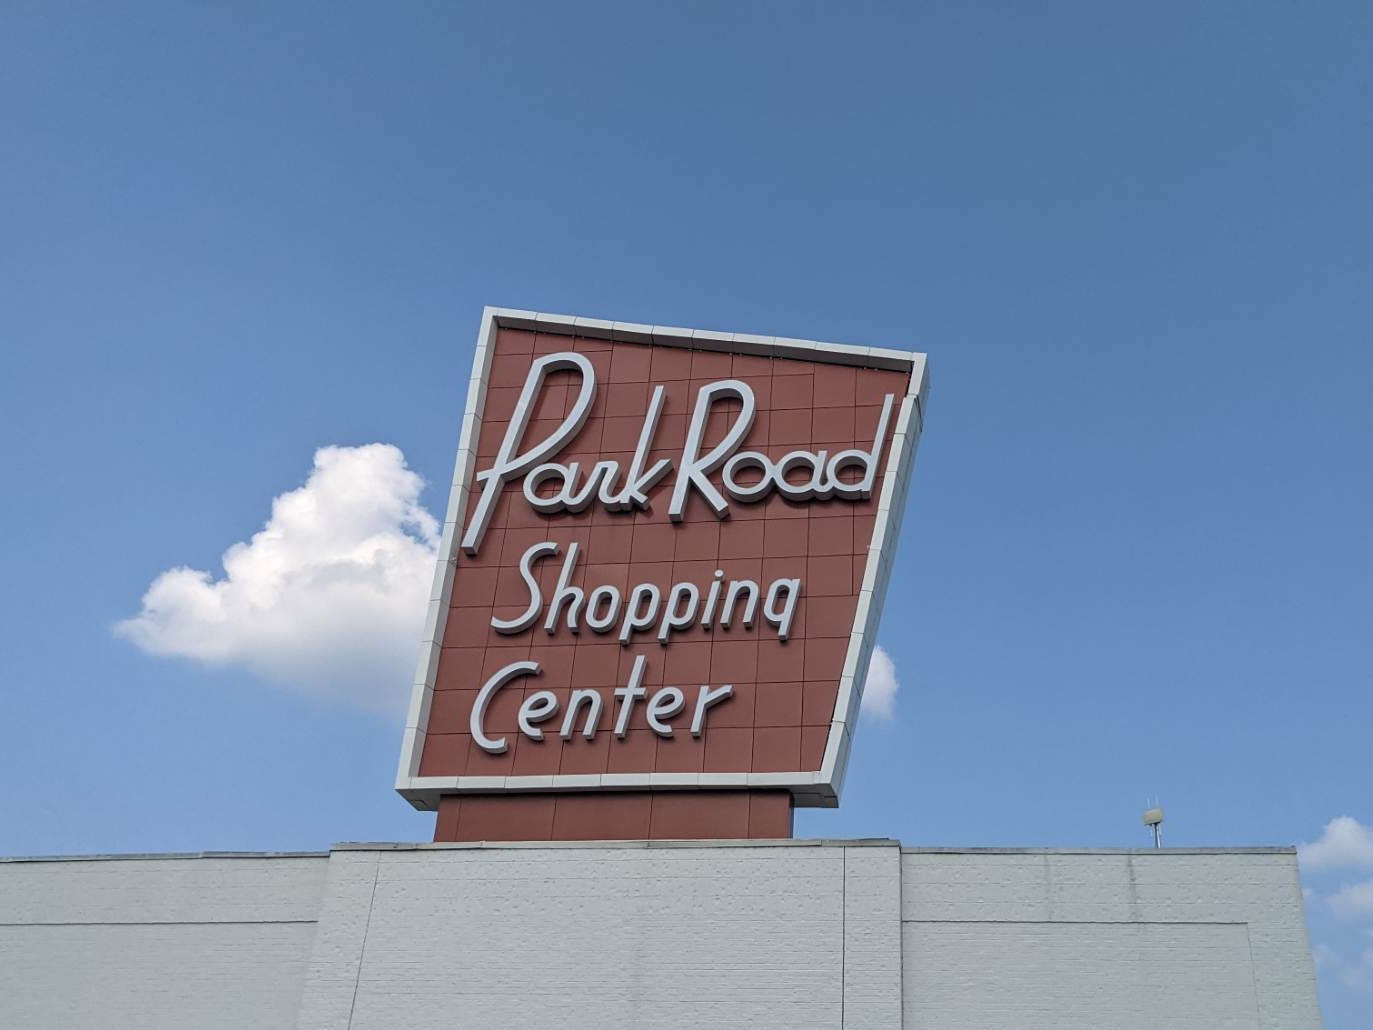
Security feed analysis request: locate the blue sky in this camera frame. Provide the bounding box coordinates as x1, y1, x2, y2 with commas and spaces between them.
1, 2, 1370, 1022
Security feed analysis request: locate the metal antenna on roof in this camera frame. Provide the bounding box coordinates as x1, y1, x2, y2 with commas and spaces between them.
1143, 798, 1164, 849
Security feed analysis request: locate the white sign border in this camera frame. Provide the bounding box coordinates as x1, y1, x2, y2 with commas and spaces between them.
396, 307, 929, 811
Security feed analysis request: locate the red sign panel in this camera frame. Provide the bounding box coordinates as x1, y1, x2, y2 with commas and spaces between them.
397, 309, 927, 839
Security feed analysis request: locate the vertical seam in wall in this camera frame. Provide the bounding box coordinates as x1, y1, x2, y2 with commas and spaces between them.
840, 848, 847, 1029
346, 857, 381, 1030
895, 850, 905, 1028
1242, 921, 1265, 1029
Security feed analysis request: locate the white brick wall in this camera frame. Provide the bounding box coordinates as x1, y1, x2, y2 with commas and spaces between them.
901, 849, 1322, 1030
0, 853, 327, 1030
0, 843, 1321, 1030
842, 845, 903, 1029
906, 921, 1260, 1029
297, 841, 897, 1030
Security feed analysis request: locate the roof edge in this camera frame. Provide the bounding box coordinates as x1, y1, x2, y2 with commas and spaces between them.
0, 850, 330, 864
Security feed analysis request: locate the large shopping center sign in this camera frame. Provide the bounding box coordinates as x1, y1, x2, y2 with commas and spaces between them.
398, 309, 927, 840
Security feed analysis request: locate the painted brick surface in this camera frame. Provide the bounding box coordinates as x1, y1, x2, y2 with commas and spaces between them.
842, 846, 903, 1029
901, 849, 1322, 1030
299, 842, 880, 1030
0, 843, 1322, 1030
0, 853, 326, 924
905, 921, 1260, 1029
294, 849, 382, 1030
0, 922, 320, 1029
0, 854, 328, 1030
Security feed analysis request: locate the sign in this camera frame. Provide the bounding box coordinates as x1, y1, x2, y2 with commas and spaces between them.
397, 309, 927, 839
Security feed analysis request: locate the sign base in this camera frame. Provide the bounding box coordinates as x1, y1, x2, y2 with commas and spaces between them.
433, 790, 793, 842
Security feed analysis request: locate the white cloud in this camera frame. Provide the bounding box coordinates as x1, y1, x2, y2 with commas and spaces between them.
1329, 880, 1373, 921
1305, 817, 1373, 1008
862, 645, 900, 719
1300, 816, 1373, 871
116, 444, 437, 712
